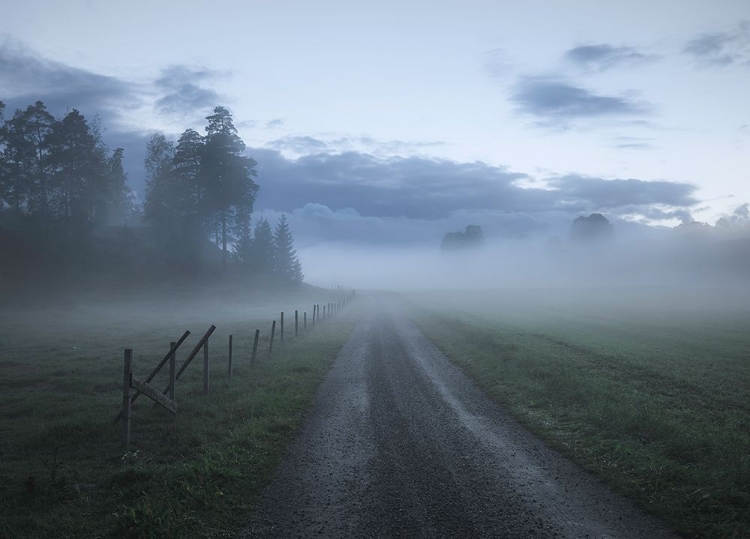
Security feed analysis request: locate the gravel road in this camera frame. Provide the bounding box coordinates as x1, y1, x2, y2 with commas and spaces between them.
242, 302, 679, 538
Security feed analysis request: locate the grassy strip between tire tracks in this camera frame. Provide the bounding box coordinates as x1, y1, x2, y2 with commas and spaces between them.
0, 297, 364, 538
406, 292, 750, 539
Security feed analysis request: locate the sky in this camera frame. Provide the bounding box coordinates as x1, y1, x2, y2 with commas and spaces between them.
1, 0, 749, 251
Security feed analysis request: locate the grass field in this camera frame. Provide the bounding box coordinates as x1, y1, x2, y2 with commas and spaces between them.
406, 287, 750, 539
0, 284, 362, 538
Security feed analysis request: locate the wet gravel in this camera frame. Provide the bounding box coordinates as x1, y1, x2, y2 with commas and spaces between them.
241, 303, 679, 538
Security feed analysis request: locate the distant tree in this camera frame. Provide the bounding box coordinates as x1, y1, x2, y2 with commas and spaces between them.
171, 128, 205, 233
441, 224, 485, 251
570, 213, 613, 242
201, 107, 259, 271
273, 214, 303, 282
247, 217, 275, 274
104, 147, 131, 225
143, 133, 176, 235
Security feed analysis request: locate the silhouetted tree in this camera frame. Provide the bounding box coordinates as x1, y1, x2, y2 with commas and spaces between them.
201, 107, 259, 270
45, 109, 109, 233
570, 213, 613, 242
248, 217, 274, 274
143, 133, 176, 235
441, 225, 485, 251
273, 214, 303, 282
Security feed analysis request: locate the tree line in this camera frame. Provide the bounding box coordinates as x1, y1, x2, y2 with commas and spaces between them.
0, 100, 303, 284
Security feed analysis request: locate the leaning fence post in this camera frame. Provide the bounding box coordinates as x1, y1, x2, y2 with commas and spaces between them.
169, 342, 176, 423
122, 349, 132, 448
312, 305, 316, 327
203, 339, 209, 397
295, 310, 299, 337
228, 334, 233, 380
270, 320, 276, 353
251, 329, 260, 365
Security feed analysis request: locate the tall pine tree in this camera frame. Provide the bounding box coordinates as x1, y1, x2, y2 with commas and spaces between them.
201, 106, 258, 271
273, 214, 303, 282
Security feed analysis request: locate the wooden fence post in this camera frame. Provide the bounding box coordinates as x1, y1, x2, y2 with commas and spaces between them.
312, 305, 316, 327
228, 335, 233, 380
122, 349, 132, 448
270, 320, 276, 353
304, 311, 307, 330
203, 340, 209, 397
295, 310, 299, 337
280, 312, 284, 342
169, 342, 176, 423
251, 329, 260, 365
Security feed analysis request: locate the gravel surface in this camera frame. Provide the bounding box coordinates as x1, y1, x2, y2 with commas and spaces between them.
241, 302, 679, 538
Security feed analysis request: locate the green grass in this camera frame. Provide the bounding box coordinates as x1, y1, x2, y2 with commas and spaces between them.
406, 288, 750, 539
0, 287, 362, 538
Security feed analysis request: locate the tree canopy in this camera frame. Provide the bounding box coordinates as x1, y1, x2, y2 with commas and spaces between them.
441, 225, 485, 251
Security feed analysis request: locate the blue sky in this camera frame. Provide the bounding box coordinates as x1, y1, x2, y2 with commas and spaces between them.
1, 0, 748, 247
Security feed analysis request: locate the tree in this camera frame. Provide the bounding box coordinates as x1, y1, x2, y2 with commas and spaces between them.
104, 147, 130, 225
45, 109, 112, 233
570, 213, 613, 242
441, 225, 485, 251
247, 217, 274, 275
273, 214, 303, 282
201, 106, 259, 270
143, 133, 176, 234
21, 101, 55, 219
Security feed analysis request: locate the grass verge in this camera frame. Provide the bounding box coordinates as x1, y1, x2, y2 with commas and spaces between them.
0, 290, 363, 538
406, 289, 750, 539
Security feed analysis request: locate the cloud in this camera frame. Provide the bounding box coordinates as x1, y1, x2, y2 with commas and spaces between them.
266, 135, 329, 154
510, 77, 653, 124
683, 22, 750, 67
266, 118, 285, 129
547, 175, 697, 209
564, 44, 658, 71
0, 40, 141, 124
248, 147, 698, 246
265, 134, 446, 158
153, 65, 224, 117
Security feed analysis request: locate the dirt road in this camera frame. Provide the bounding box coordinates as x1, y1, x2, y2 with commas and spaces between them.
242, 303, 678, 538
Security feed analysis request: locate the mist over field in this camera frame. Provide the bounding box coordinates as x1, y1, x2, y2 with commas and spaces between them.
301, 226, 750, 294
2, 2, 750, 537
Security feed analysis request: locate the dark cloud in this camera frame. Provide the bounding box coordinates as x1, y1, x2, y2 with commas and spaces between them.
511, 77, 653, 124
547, 175, 697, 209
683, 22, 750, 67
249, 148, 698, 236
0, 41, 141, 123
565, 44, 658, 71
153, 65, 223, 117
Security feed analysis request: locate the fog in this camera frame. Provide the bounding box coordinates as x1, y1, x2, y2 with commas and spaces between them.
300, 227, 750, 298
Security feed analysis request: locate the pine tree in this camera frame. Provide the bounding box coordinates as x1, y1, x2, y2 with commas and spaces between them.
248, 217, 274, 274
143, 133, 176, 234
201, 106, 259, 271
45, 109, 109, 232
273, 214, 303, 282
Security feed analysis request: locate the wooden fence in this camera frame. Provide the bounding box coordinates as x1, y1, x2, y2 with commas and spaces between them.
114, 290, 356, 448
